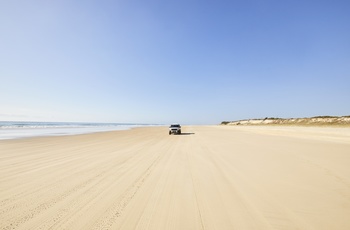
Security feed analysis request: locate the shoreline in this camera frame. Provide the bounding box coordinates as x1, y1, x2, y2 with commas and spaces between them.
0, 124, 160, 140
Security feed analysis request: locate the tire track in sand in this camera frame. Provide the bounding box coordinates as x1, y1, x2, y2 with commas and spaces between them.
90, 154, 162, 230
26, 149, 154, 230
0, 145, 150, 230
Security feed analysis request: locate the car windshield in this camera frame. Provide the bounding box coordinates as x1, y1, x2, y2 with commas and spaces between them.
170, 125, 180, 127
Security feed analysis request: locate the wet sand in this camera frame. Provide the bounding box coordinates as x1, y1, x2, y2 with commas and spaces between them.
1, 126, 350, 229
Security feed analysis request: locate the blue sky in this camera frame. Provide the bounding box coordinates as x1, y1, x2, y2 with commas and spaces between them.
1, 0, 349, 124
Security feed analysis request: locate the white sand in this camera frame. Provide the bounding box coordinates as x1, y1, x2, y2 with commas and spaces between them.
1, 126, 350, 229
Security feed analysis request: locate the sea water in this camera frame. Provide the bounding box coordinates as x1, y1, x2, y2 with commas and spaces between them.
0, 121, 149, 140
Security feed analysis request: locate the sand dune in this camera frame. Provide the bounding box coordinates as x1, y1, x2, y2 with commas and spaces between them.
1, 126, 350, 229
222, 116, 350, 126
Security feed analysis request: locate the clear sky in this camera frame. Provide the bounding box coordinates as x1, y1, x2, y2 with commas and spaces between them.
1, 0, 349, 124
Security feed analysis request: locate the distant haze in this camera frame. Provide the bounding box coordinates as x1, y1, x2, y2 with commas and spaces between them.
1, 1, 349, 124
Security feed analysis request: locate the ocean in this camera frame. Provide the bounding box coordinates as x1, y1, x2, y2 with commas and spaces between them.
0, 121, 151, 140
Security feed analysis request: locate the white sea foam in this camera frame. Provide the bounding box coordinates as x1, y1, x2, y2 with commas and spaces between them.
0, 122, 151, 140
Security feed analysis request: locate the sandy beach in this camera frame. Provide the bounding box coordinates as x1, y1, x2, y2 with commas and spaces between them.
1, 125, 350, 230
